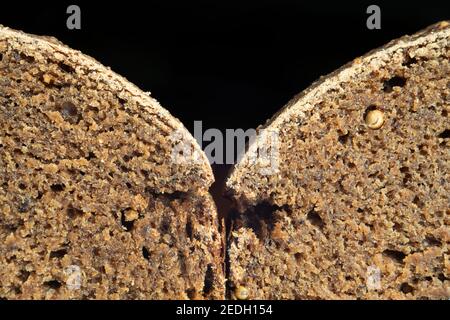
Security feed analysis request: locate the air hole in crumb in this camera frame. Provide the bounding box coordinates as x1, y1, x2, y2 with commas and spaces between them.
307, 209, 324, 229
6, 254, 17, 263
442, 110, 448, 117
120, 165, 130, 173
141, 170, 149, 178
118, 97, 127, 105
186, 219, 193, 240
153, 190, 187, 203
58, 62, 75, 73
294, 252, 303, 264
413, 196, 424, 209
438, 129, 450, 139
346, 162, 356, 169
132, 151, 144, 157
383, 249, 406, 263
86, 152, 96, 160
86, 105, 99, 114
402, 56, 417, 67
393, 222, 402, 232
120, 210, 134, 231
67, 206, 84, 218
400, 282, 414, 294
124, 151, 144, 162
383, 76, 407, 92
4, 220, 23, 233
438, 273, 447, 282
178, 251, 187, 274
18, 270, 30, 282
241, 202, 287, 241
58, 101, 81, 124
44, 280, 62, 289
338, 133, 350, 144
18, 183, 27, 190
50, 248, 68, 259
18, 198, 31, 213
186, 288, 196, 299
125, 182, 132, 189
68, 168, 83, 176
50, 183, 65, 192
160, 216, 171, 234
19, 52, 35, 63
142, 247, 150, 260
203, 264, 214, 295
0, 53, 3, 61
92, 248, 101, 257
424, 235, 441, 247
403, 173, 412, 185
418, 144, 428, 156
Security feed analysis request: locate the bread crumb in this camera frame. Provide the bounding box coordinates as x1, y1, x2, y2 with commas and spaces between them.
42, 73, 53, 84
124, 209, 139, 222
64, 265, 82, 290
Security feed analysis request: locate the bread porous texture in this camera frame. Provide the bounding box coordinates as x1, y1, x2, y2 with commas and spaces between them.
227, 22, 449, 300
0, 26, 224, 299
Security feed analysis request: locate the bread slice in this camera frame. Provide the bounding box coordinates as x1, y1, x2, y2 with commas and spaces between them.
0, 26, 224, 299
227, 22, 450, 299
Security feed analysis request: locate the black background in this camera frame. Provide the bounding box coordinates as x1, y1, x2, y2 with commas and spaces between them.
0, 1, 449, 309
1, 0, 449, 215
1, 0, 449, 131
0, 299, 447, 317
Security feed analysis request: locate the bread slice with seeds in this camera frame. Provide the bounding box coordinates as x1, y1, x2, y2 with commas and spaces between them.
227, 22, 450, 299
0, 26, 224, 299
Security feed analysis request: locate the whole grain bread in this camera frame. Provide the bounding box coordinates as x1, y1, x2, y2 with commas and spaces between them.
0, 26, 224, 299
227, 22, 450, 299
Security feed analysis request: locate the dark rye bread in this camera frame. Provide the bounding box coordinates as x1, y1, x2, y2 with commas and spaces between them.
0, 26, 224, 299
227, 22, 450, 299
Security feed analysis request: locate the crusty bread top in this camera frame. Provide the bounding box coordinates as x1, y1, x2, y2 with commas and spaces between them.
227, 21, 450, 198
0, 25, 214, 187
